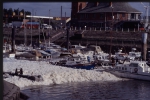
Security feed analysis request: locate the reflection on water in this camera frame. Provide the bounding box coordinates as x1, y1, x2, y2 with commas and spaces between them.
22, 80, 150, 100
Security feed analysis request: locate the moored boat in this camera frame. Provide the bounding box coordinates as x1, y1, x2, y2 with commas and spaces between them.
65, 56, 95, 70
104, 61, 150, 81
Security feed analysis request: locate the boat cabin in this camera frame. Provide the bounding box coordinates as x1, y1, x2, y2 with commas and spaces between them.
115, 50, 128, 60
66, 57, 82, 65
115, 61, 150, 74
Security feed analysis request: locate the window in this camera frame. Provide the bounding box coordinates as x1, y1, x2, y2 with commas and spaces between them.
122, 13, 125, 17
129, 63, 138, 67
131, 13, 135, 19
93, 14, 96, 18
86, 14, 88, 18
100, 13, 104, 19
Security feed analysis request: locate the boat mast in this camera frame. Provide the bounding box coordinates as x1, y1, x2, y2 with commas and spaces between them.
31, 9, 33, 47
24, 10, 26, 47
109, 4, 114, 59
49, 9, 50, 47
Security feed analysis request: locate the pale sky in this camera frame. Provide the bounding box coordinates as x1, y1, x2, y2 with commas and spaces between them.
3, 2, 150, 17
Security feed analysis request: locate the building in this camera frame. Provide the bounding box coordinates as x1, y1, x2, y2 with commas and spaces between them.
71, 2, 142, 30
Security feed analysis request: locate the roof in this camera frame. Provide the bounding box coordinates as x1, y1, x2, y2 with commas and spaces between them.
78, 2, 141, 13
26, 15, 53, 19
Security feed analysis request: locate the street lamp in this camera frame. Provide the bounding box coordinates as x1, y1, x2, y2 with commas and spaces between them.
85, 26, 86, 30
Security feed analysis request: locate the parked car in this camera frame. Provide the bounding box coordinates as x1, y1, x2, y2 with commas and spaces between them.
44, 25, 52, 29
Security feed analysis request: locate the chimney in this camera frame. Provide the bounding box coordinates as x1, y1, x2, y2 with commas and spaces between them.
110, 2, 112, 7
96, 2, 99, 6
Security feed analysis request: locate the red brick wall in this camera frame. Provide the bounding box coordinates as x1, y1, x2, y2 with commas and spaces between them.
71, 2, 86, 19
78, 12, 130, 21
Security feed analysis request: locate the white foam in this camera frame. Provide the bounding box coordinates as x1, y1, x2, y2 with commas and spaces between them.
3, 58, 121, 89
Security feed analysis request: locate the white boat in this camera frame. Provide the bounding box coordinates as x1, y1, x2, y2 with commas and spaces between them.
3, 44, 11, 53
127, 48, 141, 61
105, 61, 150, 81
115, 49, 128, 61
65, 56, 95, 70
70, 44, 86, 49
93, 52, 110, 66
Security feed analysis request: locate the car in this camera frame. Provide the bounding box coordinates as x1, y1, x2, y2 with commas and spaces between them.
44, 25, 52, 29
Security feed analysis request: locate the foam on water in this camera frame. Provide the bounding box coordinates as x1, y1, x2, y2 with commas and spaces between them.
3, 58, 121, 90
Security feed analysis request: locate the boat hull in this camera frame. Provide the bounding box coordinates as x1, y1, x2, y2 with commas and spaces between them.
65, 64, 95, 70
108, 70, 150, 81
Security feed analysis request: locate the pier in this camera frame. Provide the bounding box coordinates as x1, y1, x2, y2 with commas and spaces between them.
3, 27, 150, 53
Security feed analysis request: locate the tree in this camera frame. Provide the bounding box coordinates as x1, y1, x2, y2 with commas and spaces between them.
3, 8, 8, 16
20, 9, 24, 15
26, 11, 31, 15
8, 8, 13, 17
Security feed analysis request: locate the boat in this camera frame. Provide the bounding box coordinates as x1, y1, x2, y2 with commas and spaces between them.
45, 49, 61, 58
93, 52, 111, 66
64, 56, 95, 70
104, 61, 150, 81
115, 50, 128, 61
127, 48, 141, 61
37, 49, 51, 59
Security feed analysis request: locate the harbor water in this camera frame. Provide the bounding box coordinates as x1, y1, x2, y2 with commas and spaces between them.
21, 80, 150, 100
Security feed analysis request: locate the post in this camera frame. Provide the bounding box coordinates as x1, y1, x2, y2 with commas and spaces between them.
67, 27, 69, 52
100, 27, 101, 31
138, 23, 139, 31
128, 28, 129, 32
65, 12, 66, 29
142, 33, 148, 61
109, 6, 114, 60
39, 19, 40, 47
18, 9, 19, 20
24, 10, 26, 46
85, 26, 86, 30
11, 26, 15, 53
122, 28, 123, 32
49, 9, 50, 47
105, 13, 106, 31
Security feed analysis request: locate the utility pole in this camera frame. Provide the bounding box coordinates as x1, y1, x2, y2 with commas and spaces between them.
18, 8, 19, 20
61, 6, 62, 29
140, 2, 149, 61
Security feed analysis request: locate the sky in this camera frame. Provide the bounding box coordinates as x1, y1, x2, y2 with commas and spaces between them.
3, 2, 150, 17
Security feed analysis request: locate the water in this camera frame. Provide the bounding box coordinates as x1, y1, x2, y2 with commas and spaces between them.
21, 80, 150, 100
